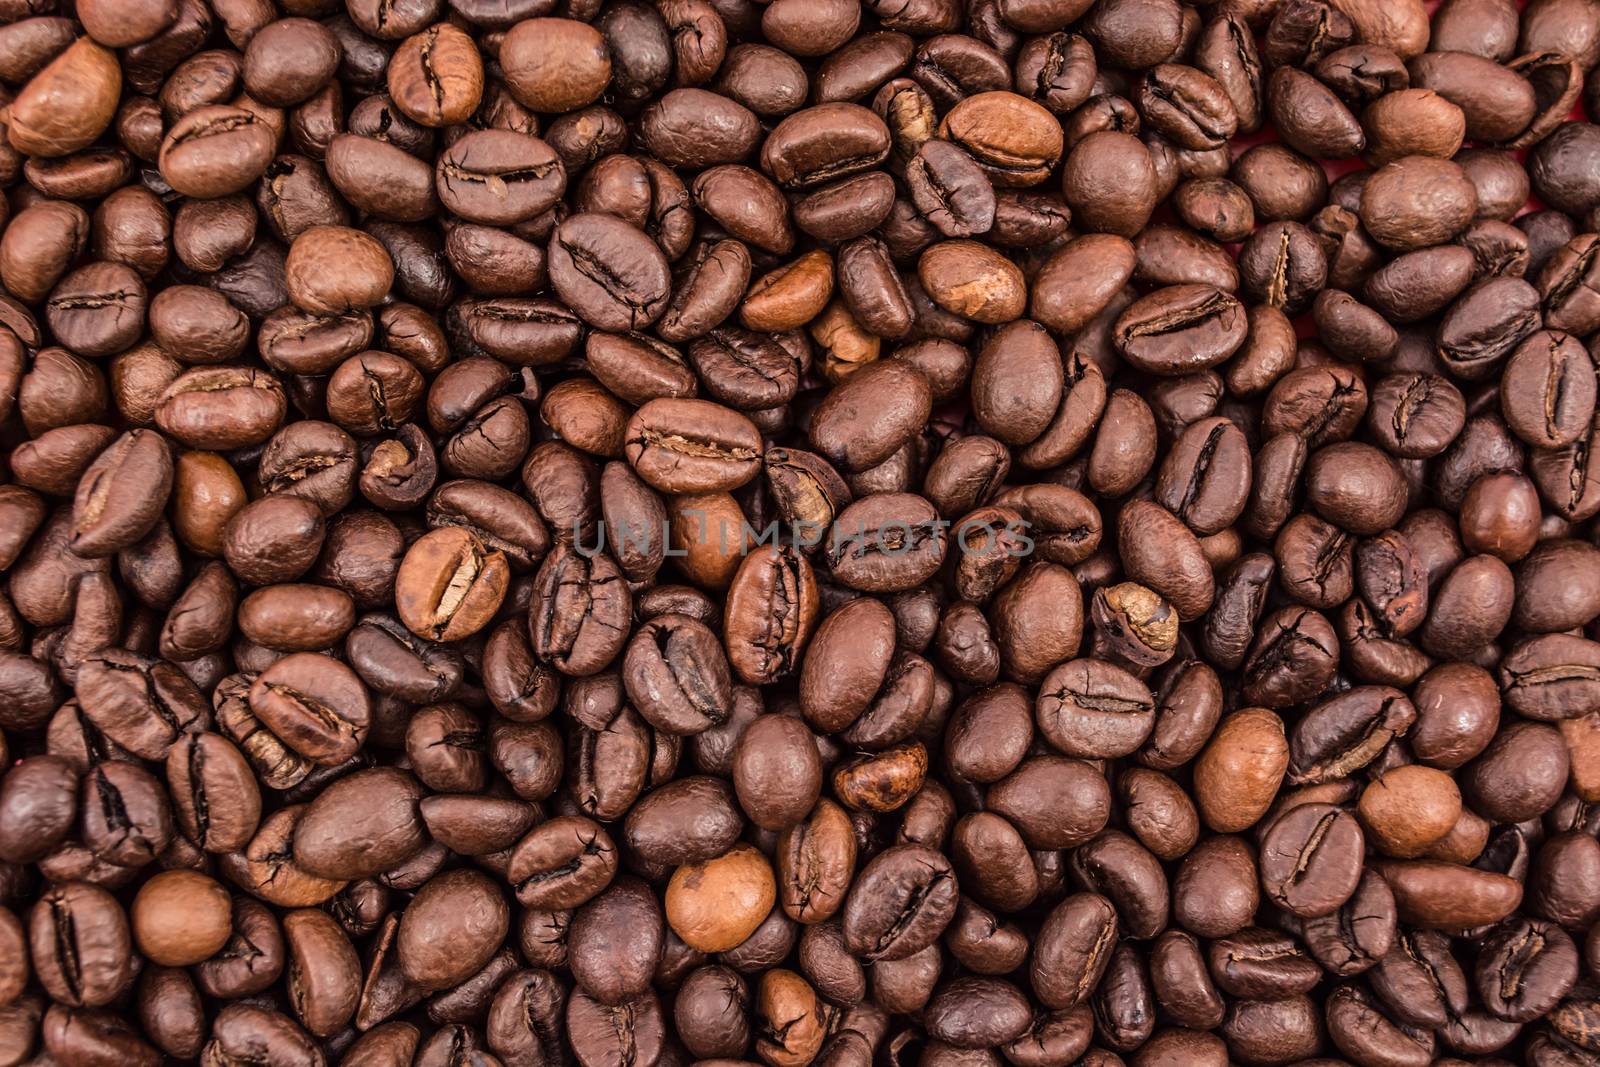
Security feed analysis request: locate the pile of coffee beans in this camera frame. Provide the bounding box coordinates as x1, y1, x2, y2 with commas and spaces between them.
5, 0, 1600, 1064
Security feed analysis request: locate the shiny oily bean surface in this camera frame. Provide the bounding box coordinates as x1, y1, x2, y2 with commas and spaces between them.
0, 3, 1597, 1067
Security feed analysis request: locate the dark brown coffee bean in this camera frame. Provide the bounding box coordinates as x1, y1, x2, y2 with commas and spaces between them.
824, 493, 948, 593
1258, 803, 1365, 917
810, 359, 933, 473
761, 103, 891, 190
165, 731, 261, 855
530, 544, 632, 677
158, 105, 277, 199
436, 132, 566, 229
842, 844, 957, 961
249, 652, 371, 766
1500, 329, 1597, 448
625, 398, 762, 494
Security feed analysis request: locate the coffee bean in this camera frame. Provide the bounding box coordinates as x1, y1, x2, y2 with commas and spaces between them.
624, 398, 761, 494
939, 91, 1063, 187
1031, 892, 1118, 1009
832, 740, 929, 812
387, 23, 483, 128
665, 843, 776, 952
1500, 328, 1598, 449
9, 39, 123, 158
1153, 416, 1251, 535
68, 429, 172, 558
45, 261, 146, 359
1118, 500, 1214, 619
133, 870, 232, 968
158, 106, 277, 199
825, 493, 948, 593
918, 239, 1028, 324
397, 870, 509, 993
242, 17, 340, 108
1377, 859, 1523, 930
395, 527, 509, 642
841, 844, 957, 961
1257, 802, 1365, 918
1036, 658, 1154, 759
165, 731, 261, 855
76, 649, 209, 761
724, 543, 819, 685
29, 882, 133, 1008
1061, 131, 1158, 237
248, 652, 371, 766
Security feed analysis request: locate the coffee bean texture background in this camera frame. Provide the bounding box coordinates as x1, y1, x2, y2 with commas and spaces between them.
0, 0, 1598, 1066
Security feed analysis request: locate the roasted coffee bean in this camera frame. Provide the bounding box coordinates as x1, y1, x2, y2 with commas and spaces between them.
724, 543, 819, 685
156, 367, 288, 451
529, 545, 632, 676
129, 871, 230, 974
508, 816, 618, 911
625, 398, 762, 494
248, 652, 371, 766
621, 613, 733, 734
832, 740, 929, 812
394, 526, 510, 642
292, 767, 427, 880
0, 755, 79, 864
1027, 891, 1117, 1013
1114, 284, 1248, 377
1036, 658, 1155, 759
665, 842, 775, 952
1153, 417, 1250, 536
437, 130, 564, 227
165, 731, 261, 854
842, 844, 957, 961
30, 881, 134, 1008
729, 711, 821, 834
775, 798, 856, 925
75, 649, 208, 761
1501, 329, 1597, 448
1287, 686, 1417, 785
68, 429, 172, 559
158, 106, 278, 200
810, 359, 933, 473
824, 493, 948, 593
1257, 802, 1365, 918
